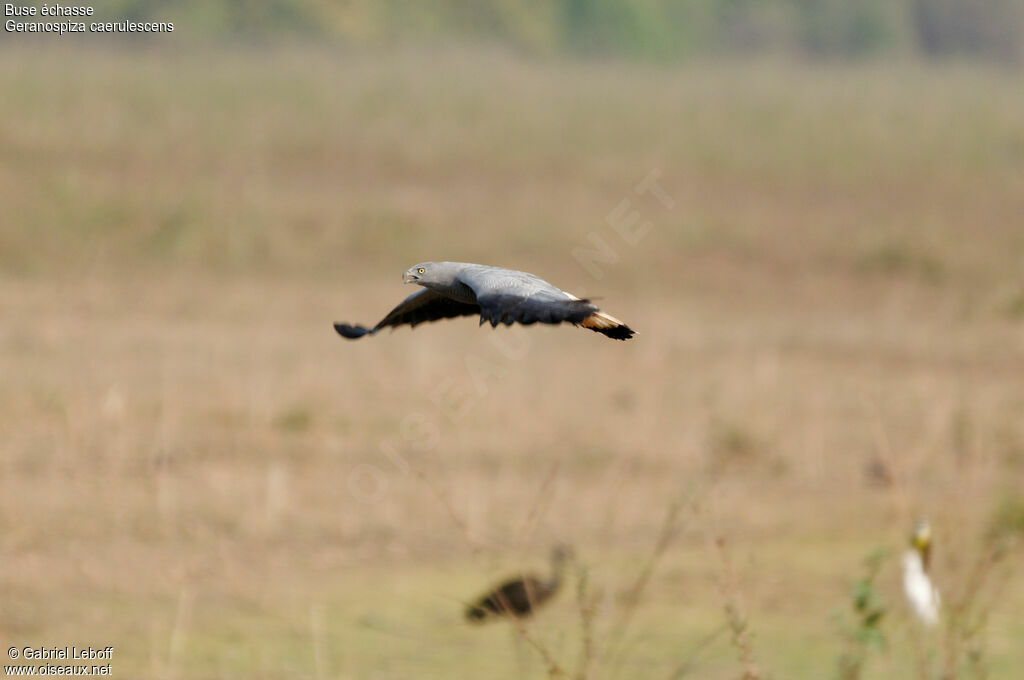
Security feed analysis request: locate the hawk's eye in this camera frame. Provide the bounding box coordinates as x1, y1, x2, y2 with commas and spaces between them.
417, 268, 425, 274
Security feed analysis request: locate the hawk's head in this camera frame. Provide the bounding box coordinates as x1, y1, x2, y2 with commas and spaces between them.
403, 262, 441, 285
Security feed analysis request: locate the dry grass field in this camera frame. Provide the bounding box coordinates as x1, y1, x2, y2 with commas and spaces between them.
1, 45, 1024, 678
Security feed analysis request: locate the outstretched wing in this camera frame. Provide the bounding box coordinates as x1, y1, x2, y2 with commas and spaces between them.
458, 265, 634, 339
475, 293, 597, 327
334, 289, 478, 339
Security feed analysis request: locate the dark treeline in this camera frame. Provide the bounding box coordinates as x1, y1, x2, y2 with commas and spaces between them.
108, 0, 1023, 62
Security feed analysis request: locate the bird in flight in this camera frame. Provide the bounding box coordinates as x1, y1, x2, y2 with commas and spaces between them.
334, 262, 634, 340
465, 545, 572, 623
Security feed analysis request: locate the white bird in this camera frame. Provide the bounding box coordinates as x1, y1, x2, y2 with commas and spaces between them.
902, 519, 940, 627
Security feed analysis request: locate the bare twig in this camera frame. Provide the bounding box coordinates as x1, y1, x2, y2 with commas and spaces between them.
165, 587, 193, 680
600, 500, 685, 676
666, 622, 730, 680
310, 604, 327, 680
517, 462, 561, 548
574, 566, 599, 680
940, 534, 1013, 680
496, 587, 567, 678
411, 465, 480, 550
711, 534, 762, 680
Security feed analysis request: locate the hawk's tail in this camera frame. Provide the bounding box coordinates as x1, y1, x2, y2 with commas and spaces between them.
564, 292, 635, 340
580, 310, 635, 340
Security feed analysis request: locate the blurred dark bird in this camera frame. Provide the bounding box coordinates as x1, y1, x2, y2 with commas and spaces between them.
465, 545, 572, 623
334, 262, 634, 340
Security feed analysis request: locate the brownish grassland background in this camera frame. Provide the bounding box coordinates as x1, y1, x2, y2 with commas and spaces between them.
1, 44, 1023, 678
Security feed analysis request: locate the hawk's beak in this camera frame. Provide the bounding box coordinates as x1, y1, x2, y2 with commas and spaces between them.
403, 271, 418, 284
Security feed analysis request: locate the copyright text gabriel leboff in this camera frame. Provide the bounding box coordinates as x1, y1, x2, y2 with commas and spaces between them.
11, 646, 113, 660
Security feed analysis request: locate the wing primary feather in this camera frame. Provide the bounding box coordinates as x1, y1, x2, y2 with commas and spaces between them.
334, 323, 375, 338
334, 289, 478, 340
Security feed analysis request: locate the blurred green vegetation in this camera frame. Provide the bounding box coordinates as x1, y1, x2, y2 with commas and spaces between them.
102, 0, 1023, 62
